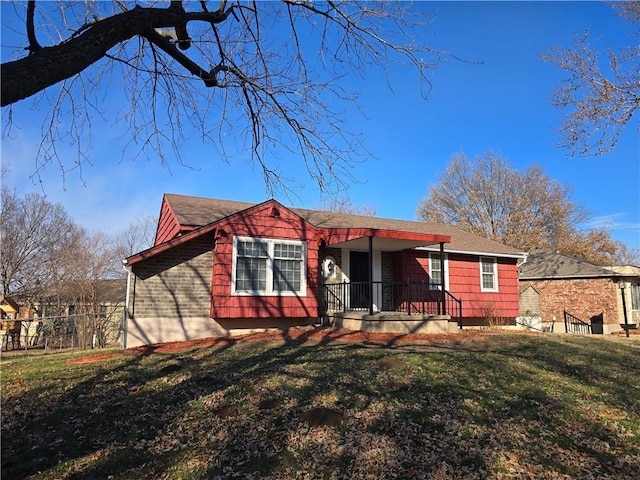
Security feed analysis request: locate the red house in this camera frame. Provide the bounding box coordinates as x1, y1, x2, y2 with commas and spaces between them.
123, 193, 525, 347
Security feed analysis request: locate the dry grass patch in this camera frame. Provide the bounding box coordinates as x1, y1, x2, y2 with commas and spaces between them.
2, 332, 639, 479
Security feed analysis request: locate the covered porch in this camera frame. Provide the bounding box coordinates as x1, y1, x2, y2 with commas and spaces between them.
321, 280, 462, 318
318, 228, 462, 330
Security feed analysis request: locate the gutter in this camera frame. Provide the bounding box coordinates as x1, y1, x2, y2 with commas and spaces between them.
416, 246, 527, 260
122, 261, 132, 350
520, 272, 625, 281
517, 252, 528, 268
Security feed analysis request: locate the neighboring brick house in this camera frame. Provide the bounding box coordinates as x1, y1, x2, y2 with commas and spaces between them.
123, 193, 525, 348
519, 250, 638, 334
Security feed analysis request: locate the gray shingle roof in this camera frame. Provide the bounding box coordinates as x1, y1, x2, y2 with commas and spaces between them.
519, 250, 618, 279
40, 279, 127, 303
164, 193, 525, 257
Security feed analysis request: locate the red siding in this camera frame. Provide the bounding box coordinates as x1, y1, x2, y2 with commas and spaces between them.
210, 202, 320, 319
393, 251, 520, 318
448, 253, 519, 318
393, 251, 430, 282
155, 197, 182, 245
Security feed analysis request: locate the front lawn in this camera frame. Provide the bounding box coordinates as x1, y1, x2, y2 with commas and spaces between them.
2, 331, 639, 479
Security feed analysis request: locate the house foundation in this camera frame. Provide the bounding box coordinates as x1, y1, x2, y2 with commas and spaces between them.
325, 312, 457, 334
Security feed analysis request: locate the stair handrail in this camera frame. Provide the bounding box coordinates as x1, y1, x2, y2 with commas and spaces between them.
564, 310, 592, 334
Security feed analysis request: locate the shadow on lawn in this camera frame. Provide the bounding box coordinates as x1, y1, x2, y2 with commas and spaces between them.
1, 333, 639, 479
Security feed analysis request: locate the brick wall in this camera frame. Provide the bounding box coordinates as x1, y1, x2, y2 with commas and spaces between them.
526, 277, 620, 329
381, 252, 394, 311
381, 252, 394, 284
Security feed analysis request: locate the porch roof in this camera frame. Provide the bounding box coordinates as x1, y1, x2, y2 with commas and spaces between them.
323, 228, 450, 251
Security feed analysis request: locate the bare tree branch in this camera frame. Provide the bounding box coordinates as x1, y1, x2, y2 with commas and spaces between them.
26, 0, 42, 54
2, 1, 450, 194
542, 3, 640, 156
1, 3, 233, 106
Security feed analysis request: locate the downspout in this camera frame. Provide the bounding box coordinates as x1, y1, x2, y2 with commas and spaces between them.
122, 262, 133, 349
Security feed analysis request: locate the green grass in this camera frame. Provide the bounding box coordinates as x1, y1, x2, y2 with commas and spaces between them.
2, 333, 639, 479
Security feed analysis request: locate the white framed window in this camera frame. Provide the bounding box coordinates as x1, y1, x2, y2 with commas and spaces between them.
429, 253, 449, 290
480, 257, 498, 292
631, 283, 640, 311
232, 236, 306, 296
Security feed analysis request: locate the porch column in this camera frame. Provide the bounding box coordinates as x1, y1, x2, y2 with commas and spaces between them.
368, 236, 374, 315
439, 242, 446, 316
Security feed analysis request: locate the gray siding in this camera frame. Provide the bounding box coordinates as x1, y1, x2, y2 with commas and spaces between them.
131, 235, 214, 319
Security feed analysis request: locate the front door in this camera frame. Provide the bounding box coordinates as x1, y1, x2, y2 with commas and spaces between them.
349, 251, 369, 309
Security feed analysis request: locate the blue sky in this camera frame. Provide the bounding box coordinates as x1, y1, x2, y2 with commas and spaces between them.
2, 1, 639, 251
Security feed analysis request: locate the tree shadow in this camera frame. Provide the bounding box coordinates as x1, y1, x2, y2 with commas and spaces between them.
3, 334, 638, 479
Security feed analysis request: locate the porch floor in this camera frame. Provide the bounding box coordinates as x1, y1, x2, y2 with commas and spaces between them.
325, 311, 458, 335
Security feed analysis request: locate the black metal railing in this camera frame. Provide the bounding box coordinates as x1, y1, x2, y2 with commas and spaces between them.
321, 281, 462, 320
445, 290, 463, 327
564, 310, 592, 334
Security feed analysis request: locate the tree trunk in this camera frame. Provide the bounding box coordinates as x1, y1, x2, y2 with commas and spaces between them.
1, 5, 227, 106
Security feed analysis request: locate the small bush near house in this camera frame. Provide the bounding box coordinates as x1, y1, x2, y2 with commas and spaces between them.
1, 330, 639, 479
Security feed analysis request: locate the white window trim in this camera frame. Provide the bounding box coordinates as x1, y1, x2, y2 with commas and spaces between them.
631, 283, 640, 311
429, 253, 449, 290
231, 236, 307, 296
480, 256, 499, 292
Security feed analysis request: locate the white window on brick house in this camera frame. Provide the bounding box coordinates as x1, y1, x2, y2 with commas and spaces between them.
429, 253, 449, 290
480, 257, 498, 292
232, 236, 306, 296
631, 283, 640, 311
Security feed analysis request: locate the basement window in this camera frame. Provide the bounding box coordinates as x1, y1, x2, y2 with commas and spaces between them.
232, 236, 306, 296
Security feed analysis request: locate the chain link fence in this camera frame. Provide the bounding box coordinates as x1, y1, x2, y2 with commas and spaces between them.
0, 310, 124, 357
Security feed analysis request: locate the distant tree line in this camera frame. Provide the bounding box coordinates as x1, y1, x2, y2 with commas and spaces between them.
417, 151, 638, 265
0, 185, 155, 318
